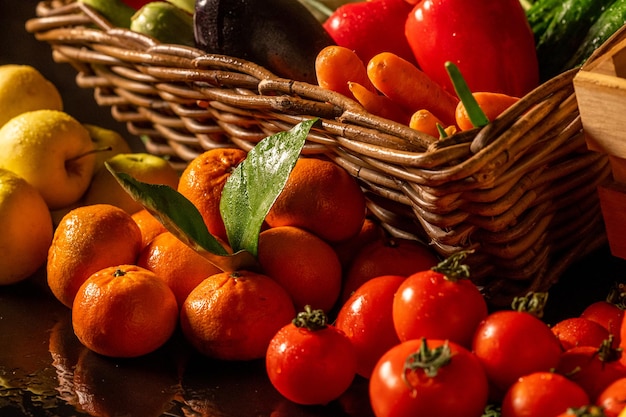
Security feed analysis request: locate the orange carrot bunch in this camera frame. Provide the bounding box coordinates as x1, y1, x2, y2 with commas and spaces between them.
314, 46, 519, 139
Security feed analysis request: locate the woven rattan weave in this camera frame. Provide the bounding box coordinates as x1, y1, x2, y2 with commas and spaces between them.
26, 0, 618, 305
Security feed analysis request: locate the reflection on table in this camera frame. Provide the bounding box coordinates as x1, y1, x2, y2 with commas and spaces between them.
0, 270, 374, 417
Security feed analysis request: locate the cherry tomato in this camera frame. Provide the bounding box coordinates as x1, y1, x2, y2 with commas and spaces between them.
472, 309, 563, 399
596, 377, 626, 417
392, 251, 487, 348
581, 300, 624, 348
265, 306, 356, 405
369, 338, 488, 417
552, 317, 611, 350
335, 275, 405, 379
555, 344, 626, 401
501, 371, 590, 417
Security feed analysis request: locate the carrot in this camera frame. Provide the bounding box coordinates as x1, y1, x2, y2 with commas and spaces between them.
444, 61, 519, 131
348, 81, 412, 125
315, 45, 376, 100
366, 52, 459, 126
455, 92, 520, 131
409, 109, 457, 138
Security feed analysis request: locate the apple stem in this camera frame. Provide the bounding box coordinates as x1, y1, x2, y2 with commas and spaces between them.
67, 146, 113, 163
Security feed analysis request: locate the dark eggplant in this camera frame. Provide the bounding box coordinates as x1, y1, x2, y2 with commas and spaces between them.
194, 0, 335, 84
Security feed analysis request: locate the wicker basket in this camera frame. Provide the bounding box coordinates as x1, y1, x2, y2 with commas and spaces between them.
26, 0, 617, 305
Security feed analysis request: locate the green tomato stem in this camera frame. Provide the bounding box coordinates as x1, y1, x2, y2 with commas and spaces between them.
292, 305, 327, 331
510, 291, 549, 318
403, 338, 452, 380
431, 249, 474, 281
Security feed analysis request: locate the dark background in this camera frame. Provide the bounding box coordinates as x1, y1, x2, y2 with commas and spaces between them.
0, 0, 145, 152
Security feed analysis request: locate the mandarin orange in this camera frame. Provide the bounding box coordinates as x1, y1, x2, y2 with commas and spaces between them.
265, 157, 367, 243
331, 217, 385, 271
131, 208, 167, 248
136, 231, 222, 307
177, 148, 247, 242
257, 225, 342, 312
341, 236, 439, 302
180, 270, 295, 361
47, 204, 143, 308
72, 264, 179, 358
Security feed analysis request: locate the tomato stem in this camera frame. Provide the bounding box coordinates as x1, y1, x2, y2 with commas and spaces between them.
606, 282, 626, 309
292, 305, 327, 331
597, 335, 621, 363
482, 404, 502, 417
511, 291, 548, 318
431, 249, 474, 282
403, 338, 452, 381
561, 405, 607, 417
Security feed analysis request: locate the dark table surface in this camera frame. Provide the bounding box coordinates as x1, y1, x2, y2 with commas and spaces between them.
0, 248, 624, 417
2, 2, 626, 417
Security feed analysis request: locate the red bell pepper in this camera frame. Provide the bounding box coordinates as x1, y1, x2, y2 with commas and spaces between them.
404, 0, 539, 98
323, 0, 416, 65
121, 0, 152, 10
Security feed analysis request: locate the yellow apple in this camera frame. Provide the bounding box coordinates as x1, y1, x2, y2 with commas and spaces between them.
0, 169, 53, 285
84, 124, 133, 173
0, 64, 63, 128
0, 110, 96, 210
81, 152, 180, 214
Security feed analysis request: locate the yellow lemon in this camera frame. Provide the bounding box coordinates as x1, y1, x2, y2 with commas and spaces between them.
0, 109, 96, 210
0, 169, 53, 285
0, 65, 63, 127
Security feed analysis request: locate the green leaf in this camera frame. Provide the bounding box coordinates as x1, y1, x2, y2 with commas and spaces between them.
105, 168, 258, 272
220, 119, 316, 256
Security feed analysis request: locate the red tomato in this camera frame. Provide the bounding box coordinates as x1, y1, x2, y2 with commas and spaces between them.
369, 338, 488, 417
323, 0, 416, 65
501, 372, 590, 417
596, 377, 626, 417
472, 310, 563, 399
335, 275, 405, 379
617, 310, 626, 369
555, 344, 626, 401
552, 317, 611, 350
265, 306, 356, 405
392, 252, 487, 348
582, 300, 624, 347
341, 237, 438, 303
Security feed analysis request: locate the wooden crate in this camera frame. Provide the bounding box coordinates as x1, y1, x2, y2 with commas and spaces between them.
574, 37, 626, 260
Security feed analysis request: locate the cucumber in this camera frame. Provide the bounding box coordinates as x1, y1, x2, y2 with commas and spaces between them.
527, 0, 616, 81
77, 0, 136, 28
564, 0, 626, 69
130, 2, 195, 46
